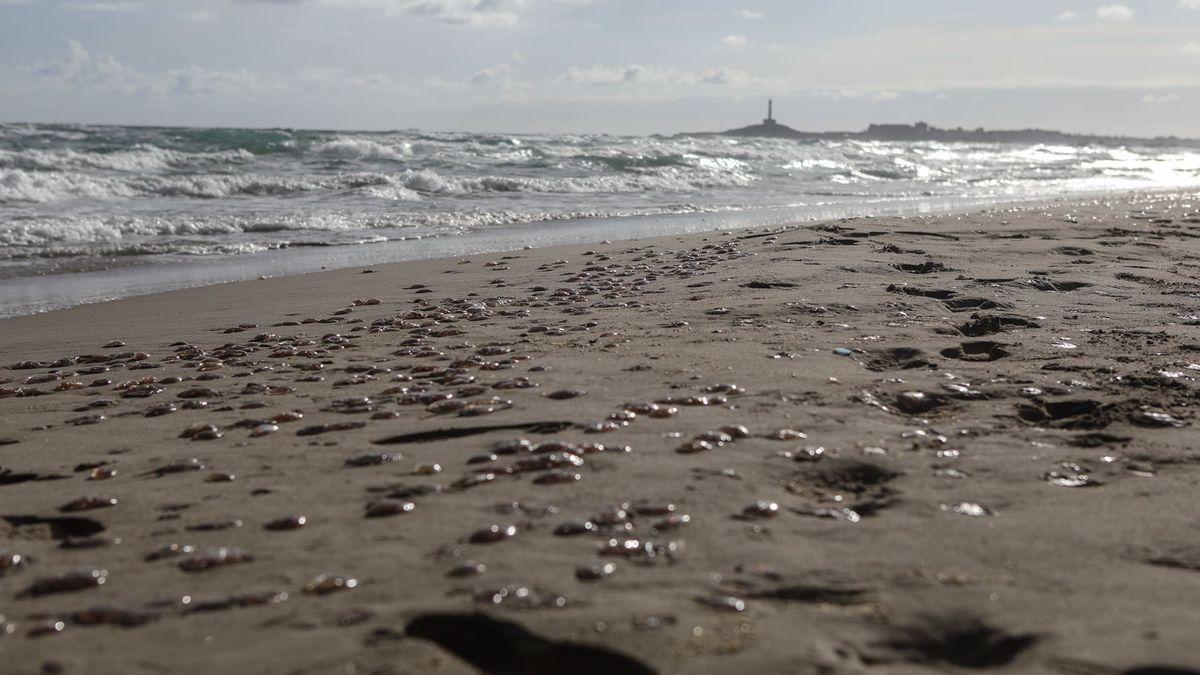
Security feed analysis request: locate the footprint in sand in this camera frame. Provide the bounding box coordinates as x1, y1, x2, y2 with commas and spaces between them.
867, 614, 1039, 669
886, 284, 958, 300
893, 261, 953, 274
787, 457, 902, 521
956, 314, 1040, 338
940, 341, 1011, 362
405, 612, 657, 675
943, 297, 1010, 312
865, 347, 936, 371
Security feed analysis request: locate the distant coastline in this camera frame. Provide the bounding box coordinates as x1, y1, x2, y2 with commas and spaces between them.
675, 101, 1200, 147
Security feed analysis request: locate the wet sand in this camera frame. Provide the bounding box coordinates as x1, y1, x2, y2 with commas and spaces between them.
2, 190, 1200, 674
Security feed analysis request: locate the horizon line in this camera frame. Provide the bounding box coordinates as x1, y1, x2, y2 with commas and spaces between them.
1, 117, 1196, 143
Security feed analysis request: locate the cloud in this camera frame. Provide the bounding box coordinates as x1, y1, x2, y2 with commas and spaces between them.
401, 0, 527, 25
1142, 92, 1180, 103
721, 34, 747, 47
1057, 10, 1079, 21
1183, 40, 1200, 55
1, 38, 416, 101
699, 68, 731, 85
1095, 4, 1133, 21
166, 66, 281, 96
469, 61, 514, 86
233, 0, 543, 25
1181, 0, 1200, 9
561, 64, 649, 86
60, 1, 143, 10
787, 19, 1200, 97
556, 63, 787, 101
737, 9, 762, 19
560, 64, 756, 89
32, 39, 145, 92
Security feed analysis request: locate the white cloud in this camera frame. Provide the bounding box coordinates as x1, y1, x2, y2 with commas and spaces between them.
1142, 92, 1180, 103
60, 1, 143, 10
1057, 10, 1079, 21
1096, 4, 1133, 21
1181, 0, 1200, 9
561, 64, 649, 86
557, 63, 786, 99
790, 20, 1200, 95
737, 9, 762, 19
233, 0, 550, 26
1, 39, 413, 100
550, 38, 1200, 104
166, 66, 282, 96
372, 0, 527, 25
469, 61, 516, 87
32, 39, 145, 92
1183, 40, 1200, 54
721, 34, 747, 47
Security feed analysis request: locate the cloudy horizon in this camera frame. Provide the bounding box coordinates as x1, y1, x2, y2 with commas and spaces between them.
2, 0, 1200, 136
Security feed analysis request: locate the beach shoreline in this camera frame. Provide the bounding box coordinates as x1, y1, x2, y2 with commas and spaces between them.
3, 189, 1200, 674
0, 187, 1181, 319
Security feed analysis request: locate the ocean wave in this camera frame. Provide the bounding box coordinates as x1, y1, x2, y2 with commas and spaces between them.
392, 167, 755, 194
164, 127, 297, 155
0, 123, 92, 142
131, 174, 317, 199
0, 163, 756, 204
3, 240, 284, 260
572, 153, 693, 171
0, 204, 715, 254
0, 146, 255, 173
0, 169, 136, 203
0, 213, 383, 247
311, 137, 411, 161
0, 168, 318, 202
363, 183, 424, 201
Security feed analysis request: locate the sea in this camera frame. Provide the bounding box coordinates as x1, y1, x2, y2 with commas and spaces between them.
2, 122, 1199, 316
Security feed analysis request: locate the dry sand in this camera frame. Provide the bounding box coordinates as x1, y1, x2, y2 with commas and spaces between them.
3, 191, 1200, 675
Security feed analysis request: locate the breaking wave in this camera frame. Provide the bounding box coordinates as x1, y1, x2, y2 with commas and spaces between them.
0, 165, 755, 204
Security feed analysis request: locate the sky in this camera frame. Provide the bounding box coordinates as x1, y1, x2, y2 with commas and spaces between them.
1, 0, 1200, 136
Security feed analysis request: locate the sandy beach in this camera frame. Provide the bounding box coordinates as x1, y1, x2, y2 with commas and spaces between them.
3, 190, 1200, 674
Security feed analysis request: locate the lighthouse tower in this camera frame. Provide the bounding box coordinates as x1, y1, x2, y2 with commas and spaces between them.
762, 99, 777, 126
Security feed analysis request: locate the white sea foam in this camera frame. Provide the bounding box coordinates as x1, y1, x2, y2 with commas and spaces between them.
0, 164, 757, 204
0, 169, 136, 202
0, 146, 254, 173
312, 137, 411, 161
0, 204, 719, 256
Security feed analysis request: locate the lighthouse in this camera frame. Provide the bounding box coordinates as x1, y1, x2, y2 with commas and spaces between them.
763, 99, 776, 126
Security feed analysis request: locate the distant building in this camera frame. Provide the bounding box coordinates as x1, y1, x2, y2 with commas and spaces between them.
864, 121, 932, 140
763, 99, 777, 126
